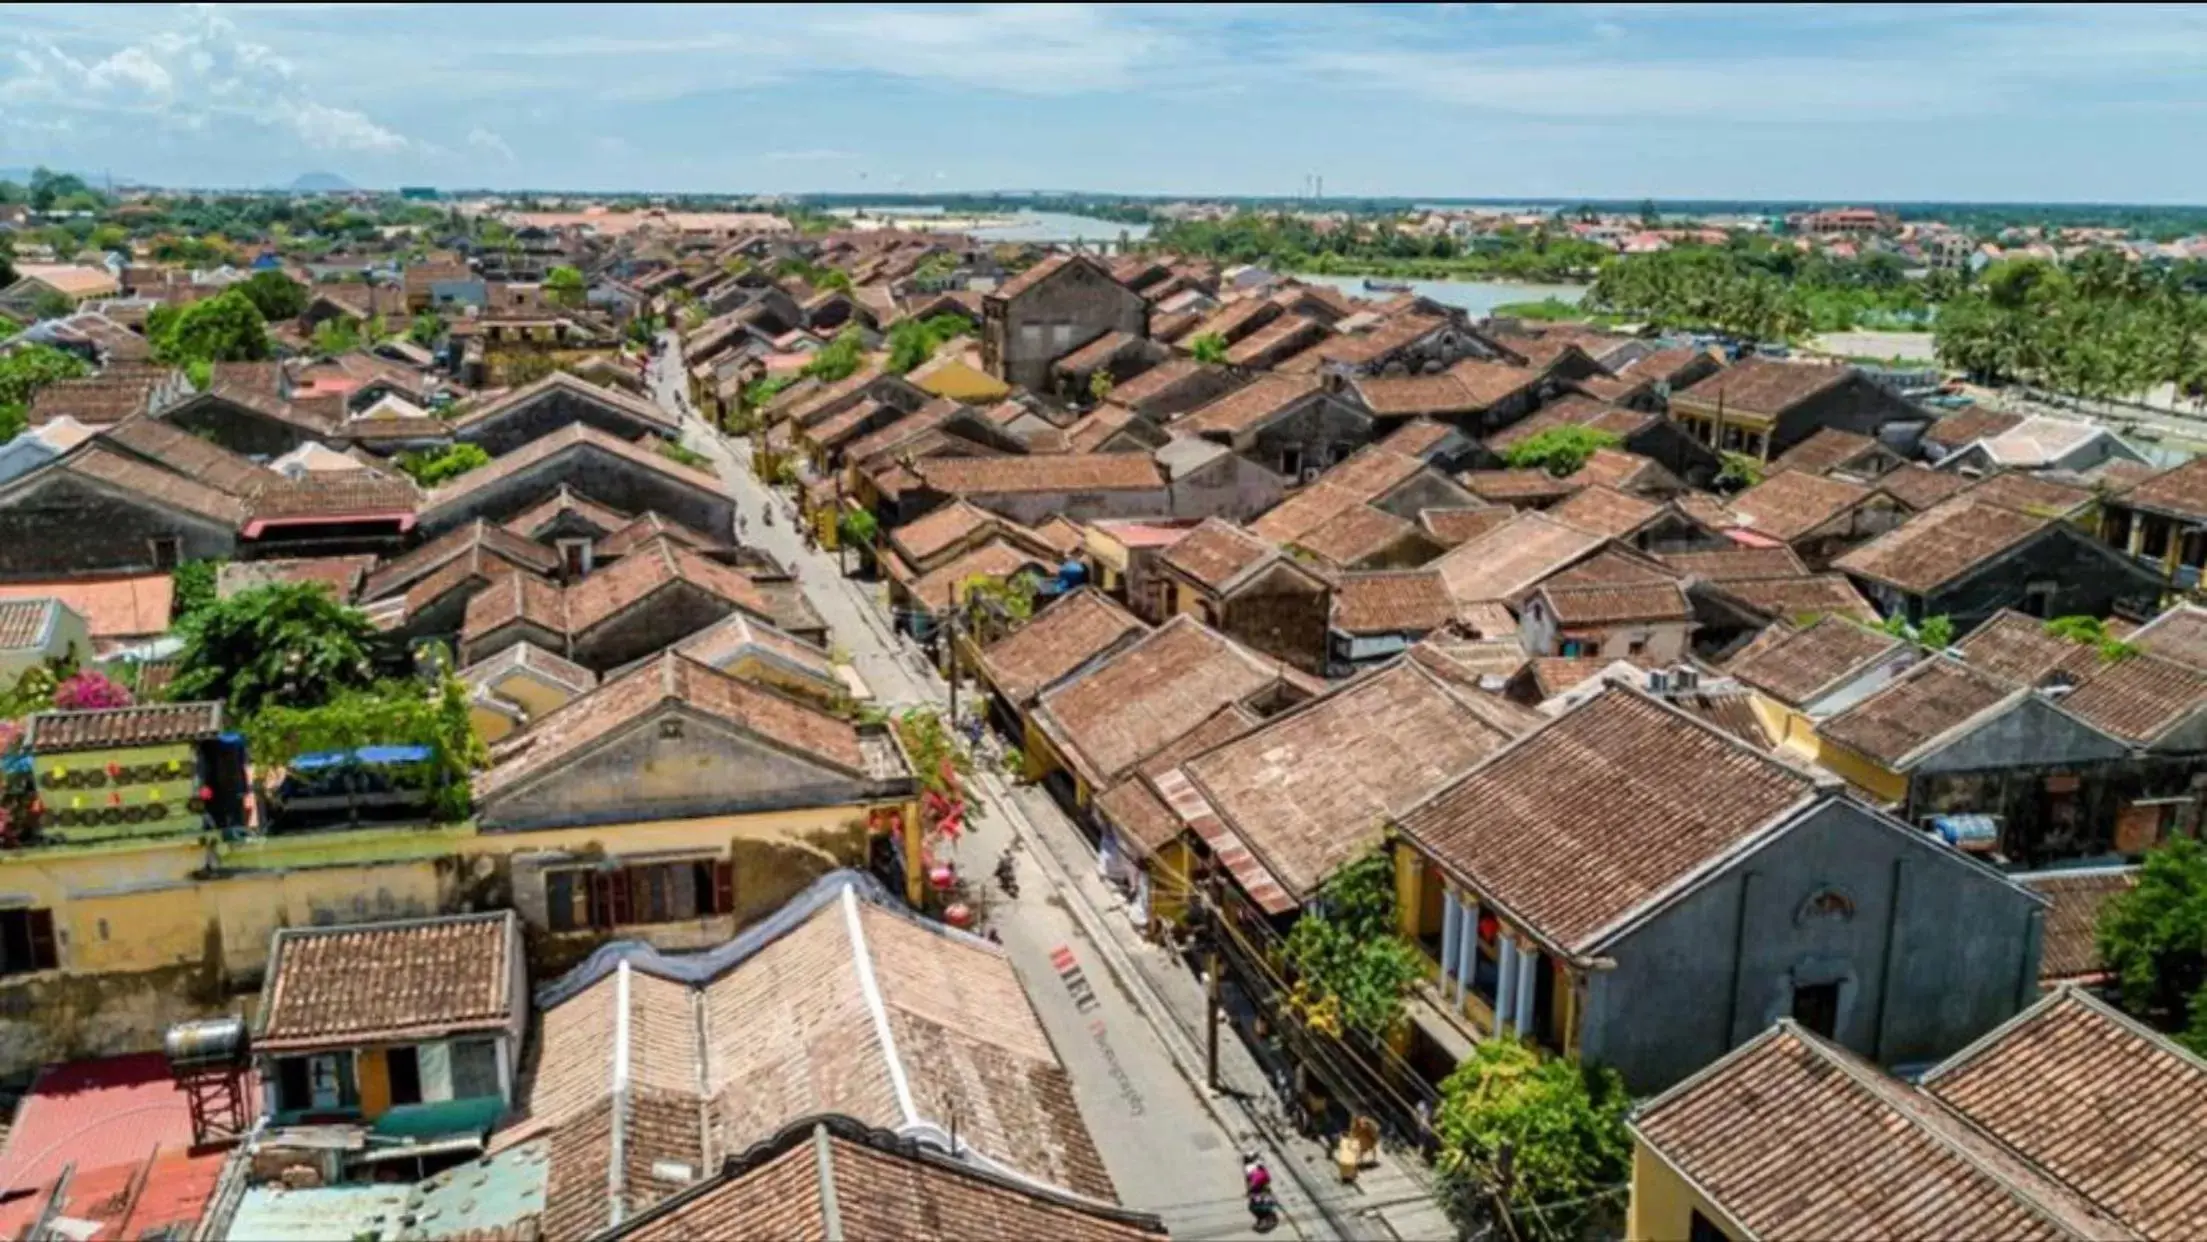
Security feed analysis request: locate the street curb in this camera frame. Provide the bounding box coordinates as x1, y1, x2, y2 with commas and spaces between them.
975, 768, 1361, 1242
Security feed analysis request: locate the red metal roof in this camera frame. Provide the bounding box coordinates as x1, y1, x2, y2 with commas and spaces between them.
0, 1053, 198, 1194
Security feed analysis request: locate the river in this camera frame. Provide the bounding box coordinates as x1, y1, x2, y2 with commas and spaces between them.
1289, 274, 1588, 318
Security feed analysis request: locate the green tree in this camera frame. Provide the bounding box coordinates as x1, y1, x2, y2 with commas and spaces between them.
2099, 837, 2207, 1052
409, 311, 445, 347
30, 289, 73, 321
1433, 1037, 1632, 1237
800, 327, 867, 383
311, 317, 362, 356
1715, 451, 1765, 490
885, 313, 972, 374
395, 442, 492, 488
1088, 367, 1115, 403
1502, 426, 1622, 477
168, 558, 224, 625
152, 288, 270, 364
0, 343, 92, 442
1187, 333, 1228, 364
246, 663, 486, 824
545, 264, 588, 309
237, 270, 309, 321
169, 582, 379, 717
1280, 849, 1426, 1038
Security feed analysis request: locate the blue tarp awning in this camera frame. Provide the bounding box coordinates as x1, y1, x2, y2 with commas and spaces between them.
1932, 814, 2000, 849
291, 744, 434, 772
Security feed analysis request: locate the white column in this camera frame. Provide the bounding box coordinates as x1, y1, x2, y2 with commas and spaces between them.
1514, 941, 1539, 1037
1439, 890, 1463, 1000
1494, 935, 1518, 1036
1454, 896, 1480, 1005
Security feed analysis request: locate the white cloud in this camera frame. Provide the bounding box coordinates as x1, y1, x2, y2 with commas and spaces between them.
466, 126, 516, 162
0, 7, 412, 153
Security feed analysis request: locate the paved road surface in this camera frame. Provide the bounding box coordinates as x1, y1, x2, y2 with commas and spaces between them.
645, 342, 1321, 1241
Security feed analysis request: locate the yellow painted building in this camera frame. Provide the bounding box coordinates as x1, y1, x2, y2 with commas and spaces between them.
1748, 690, 1909, 804
1393, 840, 1585, 1057
1625, 1139, 1744, 1242
0, 796, 923, 1076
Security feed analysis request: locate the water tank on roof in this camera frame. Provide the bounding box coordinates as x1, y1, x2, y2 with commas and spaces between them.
164, 1016, 249, 1070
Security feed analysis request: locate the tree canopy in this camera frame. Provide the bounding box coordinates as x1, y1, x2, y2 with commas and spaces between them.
1503, 426, 1621, 477
885, 313, 972, 374
800, 327, 867, 383
1281, 849, 1426, 1038
169, 582, 380, 717
1935, 252, 2207, 404
149, 288, 270, 365
237, 270, 309, 322
0, 343, 92, 443
2099, 836, 2207, 1053
545, 265, 588, 309
395, 442, 491, 488
246, 665, 486, 823
1186, 332, 1228, 364
1433, 1037, 1632, 1237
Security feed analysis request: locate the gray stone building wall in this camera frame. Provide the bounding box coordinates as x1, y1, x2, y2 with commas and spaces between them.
986, 261, 1147, 393
1576, 798, 2041, 1093
0, 476, 236, 579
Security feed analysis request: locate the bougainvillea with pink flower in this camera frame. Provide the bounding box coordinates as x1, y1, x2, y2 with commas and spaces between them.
52, 670, 133, 712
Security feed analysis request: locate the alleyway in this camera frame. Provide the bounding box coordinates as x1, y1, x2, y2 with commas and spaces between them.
644, 343, 1394, 1241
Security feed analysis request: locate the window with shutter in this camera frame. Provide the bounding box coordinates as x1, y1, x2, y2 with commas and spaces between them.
0, 909, 57, 975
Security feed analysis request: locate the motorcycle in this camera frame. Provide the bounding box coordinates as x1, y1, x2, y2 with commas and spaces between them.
1243, 1153, 1279, 1232
994, 848, 1019, 900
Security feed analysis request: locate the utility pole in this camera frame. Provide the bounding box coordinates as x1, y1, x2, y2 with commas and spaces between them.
1205, 866, 1223, 1093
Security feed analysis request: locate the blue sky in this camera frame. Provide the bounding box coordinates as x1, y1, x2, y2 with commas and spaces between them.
1, 3, 2204, 202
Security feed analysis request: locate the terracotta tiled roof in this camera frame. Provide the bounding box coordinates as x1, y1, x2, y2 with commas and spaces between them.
844, 398, 968, 467
564, 536, 773, 635
1671, 357, 1851, 418
2115, 456, 2207, 522
27, 375, 160, 426
1321, 445, 1428, 502
424, 424, 720, 515
0, 598, 58, 650
1377, 418, 1455, 455
256, 911, 517, 1051
1092, 705, 1261, 856
447, 368, 678, 436
98, 416, 281, 499
464, 568, 568, 644
1179, 374, 1323, 436
505, 484, 639, 540
1573, 448, 1678, 495
624, 1123, 1166, 1242
1729, 470, 1874, 542
1055, 330, 1140, 376
1728, 615, 1907, 707
0, 575, 171, 641
1225, 314, 1327, 368
595, 511, 723, 559
1158, 519, 1276, 594
1818, 656, 2019, 768
1247, 482, 1361, 545
898, 536, 1050, 615
1543, 546, 1674, 590
479, 653, 874, 803
1460, 468, 1582, 506
889, 499, 999, 568
1293, 504, 1422, 567
1444, 358, 1549, 407
2059, 650, 2207, 746
1957, 610, 2089, 685
1631, 1024, 2112, 1242
1966, 470, 2094, 518
1538, 580, 1692, 626
1925, 405, 2027, 452
1183, 295, 1279, 346
1432, 510, 1604, 607
2132, 604, 2207, 671
1036, 615, 1298, 788
1704, 573, 1878, 625
673, 610, 836, 687
1418, 505, 1513, 546
1546, 484, 1662, 540
1485, 395, 1653, 451
362, 519, 561, 602
1316, 313, 1446, 367
1183, 660, 1527, 901
991, 252, 1085, 301
40, 444, 248, 527
1353, 373, 1486, 419
913, 453, 1163, 497
1771, 427, 1881, 476
1398, 688, 1816, 954
1834, 498, 2050, 595
1924, 987, 2207, 1239
25, 702, 223, 753
978, 588, 1148, 706
1108, 357, 1206, 408
248, 470, 420, 521
1333, 569, 1454, 635
1655, 546, 1808, 582
2017, 868, 2137, 983
1878, 462, 1977, 511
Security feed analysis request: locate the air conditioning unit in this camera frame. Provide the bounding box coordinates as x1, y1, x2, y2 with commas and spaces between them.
1673, 666, 1700, 691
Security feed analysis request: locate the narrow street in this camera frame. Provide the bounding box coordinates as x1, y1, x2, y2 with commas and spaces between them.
644, 342, 1349, 1242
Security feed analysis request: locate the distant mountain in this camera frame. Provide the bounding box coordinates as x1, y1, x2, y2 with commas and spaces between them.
289, 172, 355, 193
